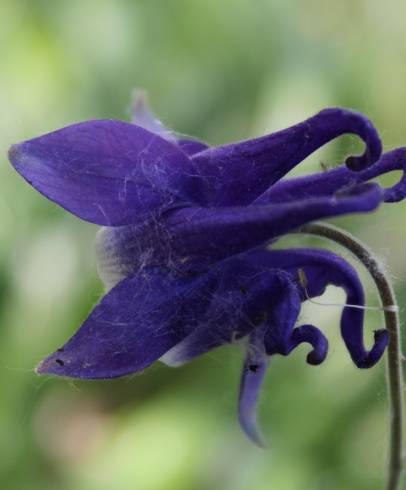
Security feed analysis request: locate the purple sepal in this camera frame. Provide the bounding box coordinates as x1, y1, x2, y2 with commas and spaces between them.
37, 255, 280, 379
36, 266, 221, 379
9, 120, 204, 226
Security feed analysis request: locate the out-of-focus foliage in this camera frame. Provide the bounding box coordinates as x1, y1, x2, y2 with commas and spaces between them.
1, 1, 406, 489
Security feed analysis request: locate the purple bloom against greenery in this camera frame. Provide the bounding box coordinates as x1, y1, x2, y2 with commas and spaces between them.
8, 93, 406, 444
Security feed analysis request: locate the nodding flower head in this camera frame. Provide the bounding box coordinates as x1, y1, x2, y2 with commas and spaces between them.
9, 92, 406, 445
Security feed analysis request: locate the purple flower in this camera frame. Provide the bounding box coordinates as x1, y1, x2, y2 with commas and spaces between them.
8, 94, 406, 444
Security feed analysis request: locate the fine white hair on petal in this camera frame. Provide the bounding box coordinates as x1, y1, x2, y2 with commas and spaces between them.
95, 227, 132, 290
95, 225, 159, 291
159, 342, 190, 367
131, 89, 176, 142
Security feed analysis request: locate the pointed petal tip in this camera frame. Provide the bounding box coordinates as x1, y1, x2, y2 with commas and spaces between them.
7, 120, 201, 225
35, 352, 67, 377
7, 143, 22, 167
7, 143, 17, 159
35, 359, 48, 376
238, 418, 268, 448
238, 343, 270, 448
34, 362, 43, 376
35, 351, 114, 379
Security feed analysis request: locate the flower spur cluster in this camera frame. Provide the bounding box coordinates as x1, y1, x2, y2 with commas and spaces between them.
8, 93, 406, 444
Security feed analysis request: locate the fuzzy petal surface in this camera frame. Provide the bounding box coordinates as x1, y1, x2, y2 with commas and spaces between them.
161, 269, 299, 366
177, 139, 209, 156
9, 120, 203, 226
248, 248, 388, 368
165, 183, 383, 265
38, 254, 286, 379
36, 266, 223, 379
192, 108, 381, 205
256, 147, 406, 205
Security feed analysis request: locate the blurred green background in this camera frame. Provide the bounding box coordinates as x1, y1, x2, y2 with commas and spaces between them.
1, 1, 406, 489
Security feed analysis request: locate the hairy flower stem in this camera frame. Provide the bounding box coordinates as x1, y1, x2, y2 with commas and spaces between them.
298, 222, 404, 490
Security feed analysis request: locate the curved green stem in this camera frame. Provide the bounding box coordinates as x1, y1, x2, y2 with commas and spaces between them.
298, 222, 404, 490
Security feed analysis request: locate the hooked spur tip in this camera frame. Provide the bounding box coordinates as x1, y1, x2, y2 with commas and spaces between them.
345, 154, 368, 171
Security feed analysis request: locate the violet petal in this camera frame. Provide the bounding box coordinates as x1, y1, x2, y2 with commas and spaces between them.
161, 268, 298, 366
36, 266, 222, 379
192, 108, 381, 205
252, 248, 388, 368
9, 120, 203, 226
238, 326, 269, 447
256, 147, 406, 205
165, 183, 382, 265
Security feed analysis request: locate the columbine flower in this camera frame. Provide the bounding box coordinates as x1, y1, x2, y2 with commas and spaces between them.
8, 93, 406, 444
